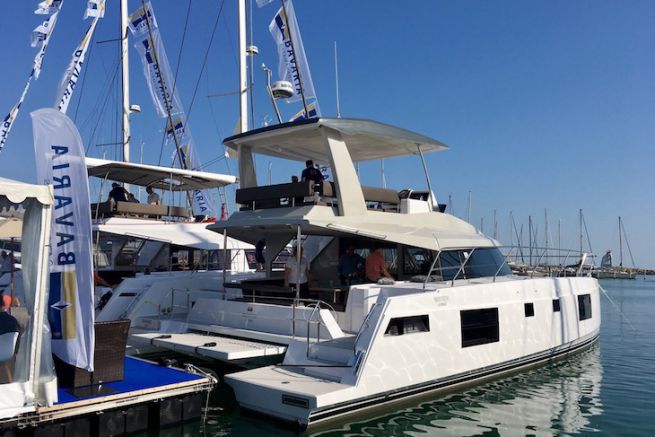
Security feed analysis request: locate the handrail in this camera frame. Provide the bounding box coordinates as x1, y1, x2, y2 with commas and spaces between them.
353, 302, 376, 353
451, 248, 476, 286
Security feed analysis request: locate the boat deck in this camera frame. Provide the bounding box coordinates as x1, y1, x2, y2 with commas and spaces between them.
19, 356, 214, 430
133, 332, 287, 362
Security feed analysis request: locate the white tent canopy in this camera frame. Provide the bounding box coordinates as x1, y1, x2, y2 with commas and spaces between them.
0, 178, 55, 419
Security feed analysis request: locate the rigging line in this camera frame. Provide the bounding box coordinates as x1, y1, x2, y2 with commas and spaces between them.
599, 285, 638, 334
86, 58, 121, 155
620, 220, 637, 268
73, 30, 96, 123
582, 213, 594, 259
156, 127, 167, 166
171, 0, 193, 106
185, 0, 225, 124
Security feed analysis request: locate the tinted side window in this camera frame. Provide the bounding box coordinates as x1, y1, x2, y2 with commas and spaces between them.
384, 315, 430, 336
524, 303, 534, 317
461, 308, 499, 347
578, 294, 592, 321
552, 299, 561, 312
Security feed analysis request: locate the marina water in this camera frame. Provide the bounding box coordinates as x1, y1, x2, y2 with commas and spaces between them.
193, 277, 654, 436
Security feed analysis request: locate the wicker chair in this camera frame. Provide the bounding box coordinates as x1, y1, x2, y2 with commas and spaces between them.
54, 319, 131, 388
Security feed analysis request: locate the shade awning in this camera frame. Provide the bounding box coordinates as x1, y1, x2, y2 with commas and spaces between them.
86, 158, 237, 191
223, 118, 448, 163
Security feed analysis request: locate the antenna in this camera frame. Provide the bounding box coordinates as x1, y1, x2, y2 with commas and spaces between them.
334, 41, 341, 118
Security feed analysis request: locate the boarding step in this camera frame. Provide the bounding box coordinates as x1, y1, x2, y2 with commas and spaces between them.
132, 332, 286, 362
307, 336, 357, 366
299, 358, 353, 383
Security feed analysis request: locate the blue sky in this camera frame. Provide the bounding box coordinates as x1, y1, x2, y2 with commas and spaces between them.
0, 0, 653, 268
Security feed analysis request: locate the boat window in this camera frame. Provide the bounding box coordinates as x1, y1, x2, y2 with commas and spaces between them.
403, 247, 433, 275
524, 303, 535, 317
460, 308, 499, 347
552, 299, 561, 312
438, 248, 511, 281
578, 294, 592, 321
384, 315, 430, 336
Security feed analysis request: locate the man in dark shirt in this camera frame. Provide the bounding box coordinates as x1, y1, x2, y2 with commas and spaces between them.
301, 160, 324, 185
108, 182, 129, 203
338, 246, 365, 285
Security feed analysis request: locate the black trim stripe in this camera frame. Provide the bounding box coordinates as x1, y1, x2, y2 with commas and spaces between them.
308, 332, 599, 423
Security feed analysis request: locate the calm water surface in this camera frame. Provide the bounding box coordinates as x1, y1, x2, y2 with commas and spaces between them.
193, 277, 655, 436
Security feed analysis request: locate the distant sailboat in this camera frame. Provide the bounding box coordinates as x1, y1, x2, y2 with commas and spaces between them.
594, 217, 636, 279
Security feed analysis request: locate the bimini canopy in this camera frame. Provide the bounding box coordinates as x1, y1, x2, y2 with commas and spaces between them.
86, 158, 237, 191
208, 207, 493, 252
95, 218, 253, 251
223, 118, 448, 163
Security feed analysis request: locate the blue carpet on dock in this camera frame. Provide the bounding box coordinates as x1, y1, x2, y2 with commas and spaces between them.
56, 357, 204, 404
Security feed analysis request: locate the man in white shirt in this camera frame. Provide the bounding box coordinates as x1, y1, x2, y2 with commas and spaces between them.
284, 245, 310, 295
146, 186, 161, 205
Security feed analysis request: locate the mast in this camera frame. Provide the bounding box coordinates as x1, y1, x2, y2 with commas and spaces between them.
120, 0, 130, 161
579, 209, 583, 256
120, 0, 131, 189
238, 0, 248, 133
619, 216, 623, 267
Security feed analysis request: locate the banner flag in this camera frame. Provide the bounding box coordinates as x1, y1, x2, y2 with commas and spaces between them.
256, 0, 274, 7
269, 0, 319, 105
165, 116, 216, 217
129, 2, 215, 217
35, 0, 63, 15
1, 3, 62, 153
31, 108, 95, 371
128, 3, 182, 118
289, 101, 319, 122
56, 0, 105, 113
84, 0, 105, 19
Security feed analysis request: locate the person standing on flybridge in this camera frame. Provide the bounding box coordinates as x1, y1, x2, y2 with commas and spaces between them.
146, 186, 160, 205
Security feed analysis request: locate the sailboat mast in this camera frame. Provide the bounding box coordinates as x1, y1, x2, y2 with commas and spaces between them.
238, 0, 248, 133
619, 216, 623, 267
120, 0, 131, 167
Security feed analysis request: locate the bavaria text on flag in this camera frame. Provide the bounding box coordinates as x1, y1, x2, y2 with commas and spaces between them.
32, 108, 95, 371
269, 0, 319, 105
129, 1, 215, 218
128, 2, 182, 118
56, 0, 105, 113
55, 21, 97, 113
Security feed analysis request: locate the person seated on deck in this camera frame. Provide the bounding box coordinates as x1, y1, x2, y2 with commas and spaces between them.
0, 293, 20, 336
301, 159, 324, 193
0, 251, 10, 274
338, 246, 365, 285
284, 245, 311, 296
365, 246, 394, 283
146, 186, 161, 205
108, 182, 129, 203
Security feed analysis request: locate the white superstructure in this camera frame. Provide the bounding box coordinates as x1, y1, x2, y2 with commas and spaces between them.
211, 118, 600, 426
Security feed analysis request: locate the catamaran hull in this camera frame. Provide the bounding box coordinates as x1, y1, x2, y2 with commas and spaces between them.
230, 332, 599, 428
226, 277, 601, 428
